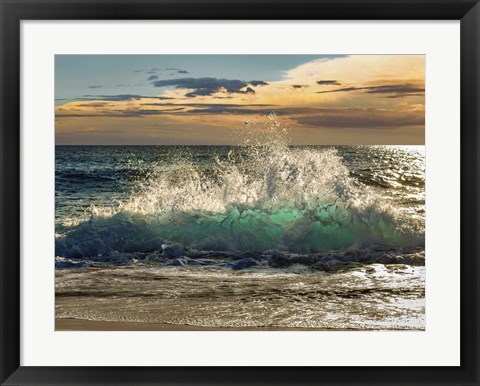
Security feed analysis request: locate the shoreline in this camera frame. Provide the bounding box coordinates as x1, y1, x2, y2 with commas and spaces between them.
55, 318, 422, 331
55, 318, 327, 331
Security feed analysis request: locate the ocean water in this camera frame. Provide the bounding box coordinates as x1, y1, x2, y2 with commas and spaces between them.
55, 123, 425, 329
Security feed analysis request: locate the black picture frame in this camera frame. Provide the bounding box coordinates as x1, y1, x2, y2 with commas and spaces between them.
1, 1, 479, 385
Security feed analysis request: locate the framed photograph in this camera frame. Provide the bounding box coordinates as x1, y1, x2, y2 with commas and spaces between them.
1, 0, 479, 385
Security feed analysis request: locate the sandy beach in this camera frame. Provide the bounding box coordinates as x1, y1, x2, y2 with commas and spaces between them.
55, 318, 320, 331
55, 318, 413, 331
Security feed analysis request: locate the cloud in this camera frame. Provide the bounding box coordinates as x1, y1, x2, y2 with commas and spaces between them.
317, 87, 357, 93
364, 85, 425, 95
292, 107, 424, 129
383, 93, 425, 99
80, 94, 175, 101
317, 80, 341, 86
88, 84, 135, 89
147, 75, 159, 81
317, 84, 424, 97
56, 101, 424, 134
135, 67, 189, 75
76, 102, 107, 108
143, 102, 274, 107
82, 94, 145, 101
165, 68, 189, 74
146, 102, 276, 116
56, 55, 425, 145
249, 80, 268, 86
57, 101, 277, 118
120, 107, 186, 116
153, 96, 175, 100
57, 107, 187, 118
151, 77, 269, 97
176, 102, 276, 115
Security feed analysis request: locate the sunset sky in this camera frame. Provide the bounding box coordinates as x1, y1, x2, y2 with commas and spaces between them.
55, 55, 425, 145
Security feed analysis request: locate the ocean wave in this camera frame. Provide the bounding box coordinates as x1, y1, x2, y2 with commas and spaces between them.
55, 116, 424, 262
55, 243, 425, 270
55, 205, 423, 258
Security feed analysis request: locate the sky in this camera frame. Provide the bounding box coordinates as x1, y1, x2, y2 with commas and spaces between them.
55, 55, 425, 145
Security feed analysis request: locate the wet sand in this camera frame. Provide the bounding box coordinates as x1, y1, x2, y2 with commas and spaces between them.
55, 318, 320, 331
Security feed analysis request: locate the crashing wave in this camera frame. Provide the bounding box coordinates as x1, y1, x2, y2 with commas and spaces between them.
55, 115, 424, 261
